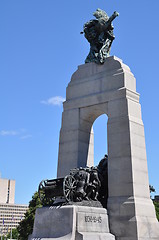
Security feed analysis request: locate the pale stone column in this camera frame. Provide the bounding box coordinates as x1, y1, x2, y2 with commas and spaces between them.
57, 108, 94, 178
57, 108, 80, 177
107, 90, 159, 239
87, 126, 94, 167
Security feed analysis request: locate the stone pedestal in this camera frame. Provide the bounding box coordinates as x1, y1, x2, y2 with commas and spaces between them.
57, 56, 159, 239
29, 206, 115, 240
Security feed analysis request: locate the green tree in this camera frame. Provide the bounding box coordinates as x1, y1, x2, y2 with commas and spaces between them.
149, 185, 155, 194
6, 228, 19, 239
154, 201, 159, 221
17, 192, 42, 240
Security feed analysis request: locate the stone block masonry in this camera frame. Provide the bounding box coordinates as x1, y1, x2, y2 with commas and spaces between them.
57, 56, 159, 239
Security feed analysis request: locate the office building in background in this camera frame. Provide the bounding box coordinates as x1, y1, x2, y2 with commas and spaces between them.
0, 178, 15, 204
0, 177, 28, 236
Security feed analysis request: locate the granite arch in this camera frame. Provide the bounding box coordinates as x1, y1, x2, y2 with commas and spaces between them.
57, 56, 159, 240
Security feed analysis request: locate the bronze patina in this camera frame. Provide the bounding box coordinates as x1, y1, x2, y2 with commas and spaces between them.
81, 9, 119, 64
38, 155, 108, 207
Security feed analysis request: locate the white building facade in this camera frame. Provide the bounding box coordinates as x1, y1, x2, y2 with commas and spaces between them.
0, 203, 28, 236
0, 178, 28, 236
0, 179, 15, 204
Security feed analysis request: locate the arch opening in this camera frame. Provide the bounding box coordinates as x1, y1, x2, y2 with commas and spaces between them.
84, 114, 109, 208
93, 114, 108, 167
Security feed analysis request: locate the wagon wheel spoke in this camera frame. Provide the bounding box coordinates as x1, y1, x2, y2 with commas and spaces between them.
66, 178, 73, 187
63, 175, 77, 202
65, 191, 70, 198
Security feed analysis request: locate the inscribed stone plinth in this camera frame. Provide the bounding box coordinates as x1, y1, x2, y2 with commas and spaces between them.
57, 56, 159, 239
29, 206, 115, 240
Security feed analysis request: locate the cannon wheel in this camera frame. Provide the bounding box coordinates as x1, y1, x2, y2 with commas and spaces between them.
63, 175, 76, 202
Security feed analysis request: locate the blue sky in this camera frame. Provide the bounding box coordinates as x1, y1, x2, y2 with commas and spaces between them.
0, 1, 159, 204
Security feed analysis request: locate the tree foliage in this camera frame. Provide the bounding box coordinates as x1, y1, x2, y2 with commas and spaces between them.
17, 191, 42, 240
154, 201, 159, 221
6, 228, 19, 239
149, 185, 155, 193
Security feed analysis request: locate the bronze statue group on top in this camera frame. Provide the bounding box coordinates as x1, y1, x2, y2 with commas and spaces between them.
81, 8, 119, 64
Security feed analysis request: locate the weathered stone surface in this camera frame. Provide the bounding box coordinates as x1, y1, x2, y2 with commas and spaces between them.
57, 56, 142, 178
29, 206, 115, 240
57, 56, 159, 239
65, 200, 103, 208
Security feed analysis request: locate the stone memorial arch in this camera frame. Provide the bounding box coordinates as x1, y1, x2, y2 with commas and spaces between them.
57, 56, 159, 240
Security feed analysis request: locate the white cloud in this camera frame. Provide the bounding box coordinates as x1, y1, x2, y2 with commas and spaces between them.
0, 129, 32, 140
0, 130, 19, 136
20, 134, 32, 140
41, 96, 65, 106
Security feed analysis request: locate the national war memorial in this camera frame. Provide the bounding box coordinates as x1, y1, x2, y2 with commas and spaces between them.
29, 9, 159, 240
